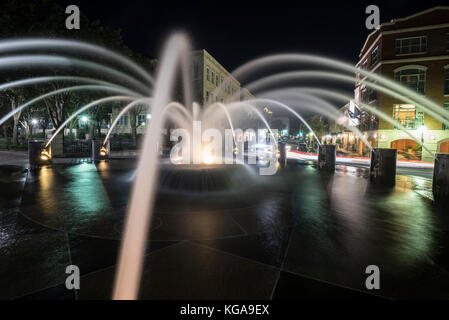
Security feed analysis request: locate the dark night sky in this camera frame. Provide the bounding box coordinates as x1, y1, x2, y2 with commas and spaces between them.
53, 0, 448, 69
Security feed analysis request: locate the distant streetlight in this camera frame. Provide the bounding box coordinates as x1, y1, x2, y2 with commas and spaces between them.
31, 119, 38, 125
80, 116, 88, 123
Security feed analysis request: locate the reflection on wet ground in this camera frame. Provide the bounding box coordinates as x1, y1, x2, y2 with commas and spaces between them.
0, 159, 448, 299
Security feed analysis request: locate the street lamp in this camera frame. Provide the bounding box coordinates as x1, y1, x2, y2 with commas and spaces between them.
31, 118, 38, 126
80, 116, 88, 123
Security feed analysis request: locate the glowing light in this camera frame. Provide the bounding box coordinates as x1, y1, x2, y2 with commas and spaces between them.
146, 114, 152, 119
374, 133, 378, 139
430, 135, 436, 140
99, 146, 108, 157
202, 151, 215, 164
380, 134, 386, 140
418, 125, 427, 132
40, 149, 50, 161
31, 119, 38, 125
80, 116, 88, 123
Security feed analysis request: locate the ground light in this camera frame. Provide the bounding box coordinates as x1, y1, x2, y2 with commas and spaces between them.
99, 145, 108, 157
40, 149, 51, 162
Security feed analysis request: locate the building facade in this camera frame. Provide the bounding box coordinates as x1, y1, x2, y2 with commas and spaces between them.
350, 6, 449, 161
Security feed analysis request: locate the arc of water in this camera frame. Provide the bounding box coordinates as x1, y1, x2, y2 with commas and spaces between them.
0, 55, 150, 95
163, 101, 194, 132
241, 71, 449, 128
201, 102, 237, 145
103, 98, 152, 145
247, 98, 323, 146
0, 38, 154, 85
0, 84, 141, 127
0, 76, 130, 92
113, 33, 191, 300
230, 54, 449, 126
225, 101, 278, 148
295, 87, 435, 158
45, 96, 136, 148
255, 89, 372, 150
104, 99, 194, 148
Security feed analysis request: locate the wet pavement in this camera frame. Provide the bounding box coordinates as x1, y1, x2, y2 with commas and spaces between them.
0, 159, 448, 299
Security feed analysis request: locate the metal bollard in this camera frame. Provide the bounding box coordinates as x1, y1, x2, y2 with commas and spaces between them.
370, 148, 397, 186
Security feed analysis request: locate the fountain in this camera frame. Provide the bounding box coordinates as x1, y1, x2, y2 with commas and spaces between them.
1, 33, 449, 300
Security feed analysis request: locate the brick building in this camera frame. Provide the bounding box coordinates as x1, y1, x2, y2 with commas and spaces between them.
350, 6, 449, 161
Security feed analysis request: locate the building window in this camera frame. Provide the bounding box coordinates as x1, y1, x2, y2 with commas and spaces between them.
393, 104, 423, 129
211, 71, 214, 84
445, 69, 449, 95
395, 36, 427, 55
117, 114, 128, 126
443, 103, 449, 130
446, 33, 449, 51
206, 91, 209, 102
138, 114, 146, 126
216, 75, 219, 86
394, 67, 426, 94
370, 46, 378, 66
206, 67, 210, 81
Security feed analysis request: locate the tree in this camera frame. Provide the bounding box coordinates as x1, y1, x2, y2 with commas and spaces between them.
0, 0, 154, 145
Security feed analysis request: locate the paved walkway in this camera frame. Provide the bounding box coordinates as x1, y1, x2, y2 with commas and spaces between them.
0, 150, 28, 166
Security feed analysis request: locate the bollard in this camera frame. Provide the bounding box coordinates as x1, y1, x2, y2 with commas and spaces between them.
92, 140, 109, 162
370, 148, 397, 186
432, 153, 449, 206
28, 140, 51, 169
278, 142, 287, 167
28, 141, 42, 169
318, 144, 336, 171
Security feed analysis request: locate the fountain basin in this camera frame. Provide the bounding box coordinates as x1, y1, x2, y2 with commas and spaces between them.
158, 163, 256, 194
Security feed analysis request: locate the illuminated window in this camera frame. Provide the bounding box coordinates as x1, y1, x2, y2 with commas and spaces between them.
394, 67, 426, 94
393, 104, 423, 129
117, 114, 128, 126
395, 36, 427, 55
